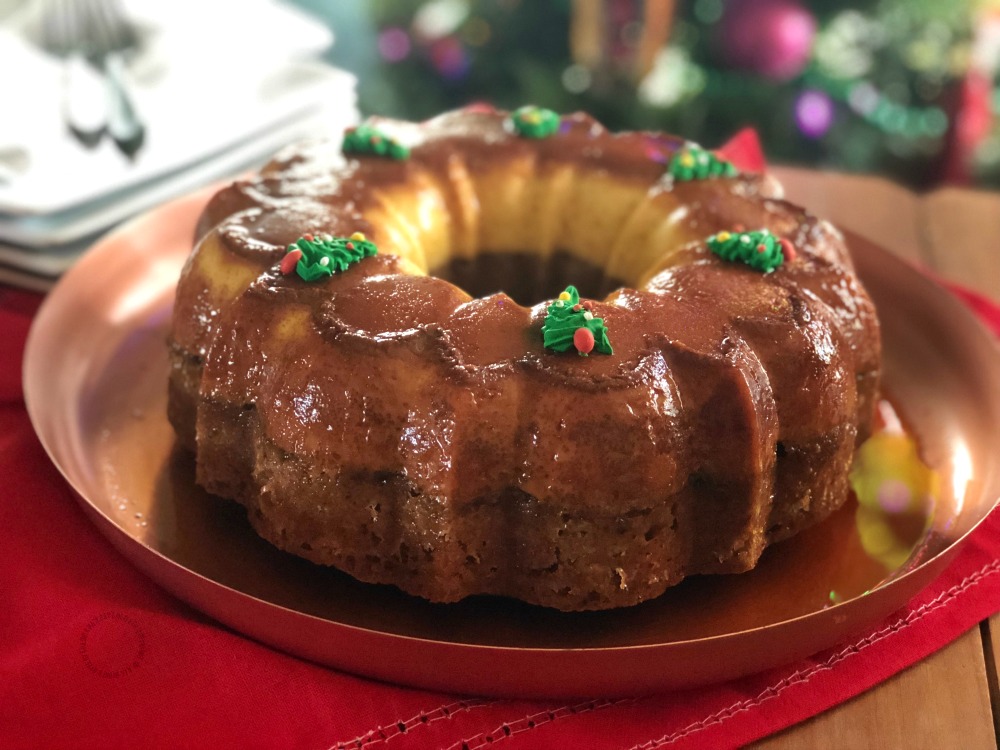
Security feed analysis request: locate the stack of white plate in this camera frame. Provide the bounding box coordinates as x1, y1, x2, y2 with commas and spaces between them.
0, 0, 358, 290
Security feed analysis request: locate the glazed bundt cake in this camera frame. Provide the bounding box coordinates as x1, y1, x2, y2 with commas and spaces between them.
168, 106, 880, 611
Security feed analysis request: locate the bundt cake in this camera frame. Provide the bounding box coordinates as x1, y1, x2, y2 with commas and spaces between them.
168, 106, 880, 611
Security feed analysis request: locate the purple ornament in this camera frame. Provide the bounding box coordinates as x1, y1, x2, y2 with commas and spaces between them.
795, 89, 834, 139
717, 0, 816, 81
430, 37, 470, 81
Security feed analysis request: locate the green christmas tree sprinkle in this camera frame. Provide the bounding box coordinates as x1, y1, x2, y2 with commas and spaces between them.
541, 286, 613, 356
508, 105, 561, 139
707, 229, 784, 273
282, 232, 378, 282
668, 143, 737, 181
342, 123, 410, 160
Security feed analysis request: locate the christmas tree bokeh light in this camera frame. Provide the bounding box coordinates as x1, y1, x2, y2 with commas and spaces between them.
309, 0, 1000, 188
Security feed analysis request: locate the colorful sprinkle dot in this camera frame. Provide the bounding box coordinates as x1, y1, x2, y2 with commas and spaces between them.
779, 237, 798, 262
280, 248, 303, 275
574, 327, 596, 355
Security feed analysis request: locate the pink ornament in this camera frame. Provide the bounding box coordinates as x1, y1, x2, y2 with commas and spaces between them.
717, 0, 816, 81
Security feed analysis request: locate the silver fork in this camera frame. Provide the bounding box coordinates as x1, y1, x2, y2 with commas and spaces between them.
36, 0, 145, 157
38, 0, 106, 148
83, 0, 145, 157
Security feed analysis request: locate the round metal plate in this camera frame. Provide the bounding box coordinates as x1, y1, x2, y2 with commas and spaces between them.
23, 188, 1000, 699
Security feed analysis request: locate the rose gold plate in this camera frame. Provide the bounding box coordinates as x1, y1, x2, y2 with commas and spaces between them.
24, 188, 1000, 699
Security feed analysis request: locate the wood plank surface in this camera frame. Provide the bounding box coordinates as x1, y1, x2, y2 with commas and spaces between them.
753, 627, 996, 750
920, 188, 1000, 300
756, 168, 1000, 748
773, 166, 926, 263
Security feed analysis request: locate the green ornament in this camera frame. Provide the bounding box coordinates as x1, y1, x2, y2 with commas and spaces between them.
509, 105, 561, 139
541, 285, 613, 356
707, 229, 784, 273
668, 144, 737, 181
282, 232, 378, 282
342, 123, 410, 160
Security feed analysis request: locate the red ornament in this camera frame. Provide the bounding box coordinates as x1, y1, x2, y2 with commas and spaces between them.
756, 243, 767, 253
574, 327, 595, 355
572, 304, 582, 312
582, 300, 594, 312
733, 223, 747, 233
779, 237, 797, 262
304, 233, 314, 242
346, 241, 355, 251
280, 248, 303, 275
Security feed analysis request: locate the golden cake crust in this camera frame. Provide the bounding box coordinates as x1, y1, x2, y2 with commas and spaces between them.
168, 107, 880, 610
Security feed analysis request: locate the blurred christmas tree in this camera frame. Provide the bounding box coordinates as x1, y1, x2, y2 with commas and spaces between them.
313, 0, 1000, 187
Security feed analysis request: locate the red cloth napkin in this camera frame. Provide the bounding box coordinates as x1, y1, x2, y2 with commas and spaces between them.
3, 279, 1000, 750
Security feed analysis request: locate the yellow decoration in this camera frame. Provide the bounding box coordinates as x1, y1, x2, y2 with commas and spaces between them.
558, 291, 572, 301
680, 154, 695, 167
716, 231, 731, 242
350, 231, 366, 241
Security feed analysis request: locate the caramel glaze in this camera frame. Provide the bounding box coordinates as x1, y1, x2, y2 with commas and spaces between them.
169, 108, 881, 610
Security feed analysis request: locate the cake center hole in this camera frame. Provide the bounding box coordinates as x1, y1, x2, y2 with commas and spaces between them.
431, 250, 625, 307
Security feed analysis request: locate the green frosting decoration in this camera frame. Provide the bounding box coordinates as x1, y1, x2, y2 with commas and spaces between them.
342, 123, 410, 160
668, 143, 737, 181
707, 229, 784, 273
509, 105, 561, 139
541, 286, 613, 356
286, 232, 378, 282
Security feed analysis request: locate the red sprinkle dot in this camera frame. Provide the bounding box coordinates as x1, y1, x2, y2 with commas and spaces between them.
346, 241, 354, 251
582, 300, 594, 311
756, 244, 766, 254
572, 304, 582, 312
280, 248, 303, 275
304, 233, 314, 242
779, 237, 797, 262
574, 327, 595, 354
733, 223, 746, 232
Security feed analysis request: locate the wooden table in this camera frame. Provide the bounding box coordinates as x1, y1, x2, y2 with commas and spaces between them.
753, 167, 1000, 749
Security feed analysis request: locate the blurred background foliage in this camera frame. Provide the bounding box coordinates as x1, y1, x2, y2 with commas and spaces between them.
298, 0, 1000, 188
